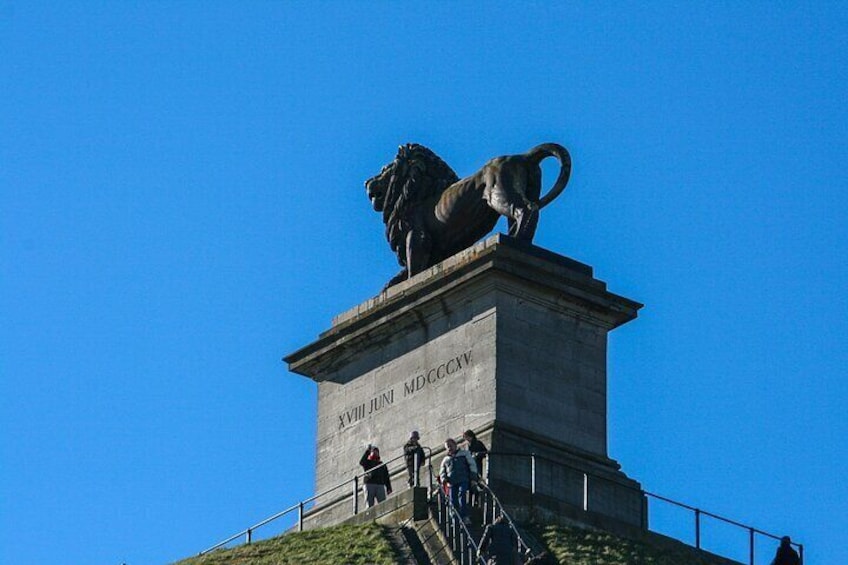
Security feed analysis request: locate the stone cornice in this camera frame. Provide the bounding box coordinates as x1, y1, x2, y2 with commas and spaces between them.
285, 234, 642, 381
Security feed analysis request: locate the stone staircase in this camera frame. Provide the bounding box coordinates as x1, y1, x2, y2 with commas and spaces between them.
329, 483, 535, 564
393, 486, 534, 565
398, 502, 479, 565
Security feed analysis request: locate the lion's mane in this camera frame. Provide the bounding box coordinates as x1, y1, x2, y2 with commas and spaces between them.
379, 144, 459, 266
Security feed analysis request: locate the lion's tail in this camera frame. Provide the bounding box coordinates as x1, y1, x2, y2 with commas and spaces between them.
525, 143, 572, 209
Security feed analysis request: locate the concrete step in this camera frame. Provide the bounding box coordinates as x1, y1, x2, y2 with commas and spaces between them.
420, 498, 488, 564
416, 517, 456, 565
386, 523, 426, 565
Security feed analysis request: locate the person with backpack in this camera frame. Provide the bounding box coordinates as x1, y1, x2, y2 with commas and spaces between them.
439, 437, 477, 523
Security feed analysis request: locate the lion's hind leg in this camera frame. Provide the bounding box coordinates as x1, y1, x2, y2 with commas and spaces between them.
508, 204, 539, 241
486, 181, 540, 242
483, 158, 540, 242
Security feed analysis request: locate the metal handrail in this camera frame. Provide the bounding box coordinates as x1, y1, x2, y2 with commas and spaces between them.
640, 489, 804, 565
432, 484, 486, 565
198, 445, 433, 555
477, 480, 535, 560
198, 446, 804, 564
489, 451, 804, 565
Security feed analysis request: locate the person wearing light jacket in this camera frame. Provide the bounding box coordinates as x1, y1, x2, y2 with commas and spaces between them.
439, 437, 477, 523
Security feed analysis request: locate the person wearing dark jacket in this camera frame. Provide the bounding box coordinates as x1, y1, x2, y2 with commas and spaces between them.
463, 429, 488, 478
478, 515, 517, 564
463, 429, 488, 506
359, 445, 392, 508
403, 430, 426, 487
771, 536, 800, 565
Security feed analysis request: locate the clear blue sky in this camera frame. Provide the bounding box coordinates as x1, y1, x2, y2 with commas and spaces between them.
2, 2, 845, 564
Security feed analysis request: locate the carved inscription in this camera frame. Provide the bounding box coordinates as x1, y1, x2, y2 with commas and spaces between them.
403, 351, 472, 397
337, 350, 472, 430
337, 390, 395, 430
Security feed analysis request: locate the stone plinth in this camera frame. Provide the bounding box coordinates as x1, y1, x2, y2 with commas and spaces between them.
285, 234, 645, 526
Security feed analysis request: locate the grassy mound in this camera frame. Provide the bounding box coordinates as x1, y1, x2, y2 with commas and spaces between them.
173, 522, 398, 565
537, 524, 728, 565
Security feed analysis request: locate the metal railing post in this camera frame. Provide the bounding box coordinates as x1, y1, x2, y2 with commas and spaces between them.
483, 487, 489, 525
414, 451, 419, 487
460, 530, 467, 565
695, 509, 701, 549
353, 476, 359, 515
246, 528, 252, 545
530, 453, 536, 495
583, 473, 588, 511
298, 501, 304, 532
799, 544, 804, 564
749, 528, 755, 565
450, 510, 456, 544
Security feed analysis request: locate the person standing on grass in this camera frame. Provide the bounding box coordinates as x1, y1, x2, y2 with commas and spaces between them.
359, 445, 392, 508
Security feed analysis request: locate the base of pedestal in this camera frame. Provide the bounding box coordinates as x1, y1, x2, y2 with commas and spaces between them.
481, 422, 645, 527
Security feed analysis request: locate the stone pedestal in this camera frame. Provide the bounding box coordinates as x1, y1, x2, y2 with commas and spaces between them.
285, 234, 645, 526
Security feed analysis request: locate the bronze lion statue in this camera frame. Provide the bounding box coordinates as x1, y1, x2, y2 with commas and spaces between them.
366, 142, 571, 288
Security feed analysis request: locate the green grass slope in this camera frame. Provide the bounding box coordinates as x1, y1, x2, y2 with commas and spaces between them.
537, 524, 733, 565
173, 523, 399, 565
175, 521, 736, 565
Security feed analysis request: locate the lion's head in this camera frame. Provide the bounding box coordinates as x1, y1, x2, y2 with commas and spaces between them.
365, 144, 459, 265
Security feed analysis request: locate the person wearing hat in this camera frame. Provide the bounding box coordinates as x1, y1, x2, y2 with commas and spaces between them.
404, 430, 426, 487
770, 536, 800, 565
